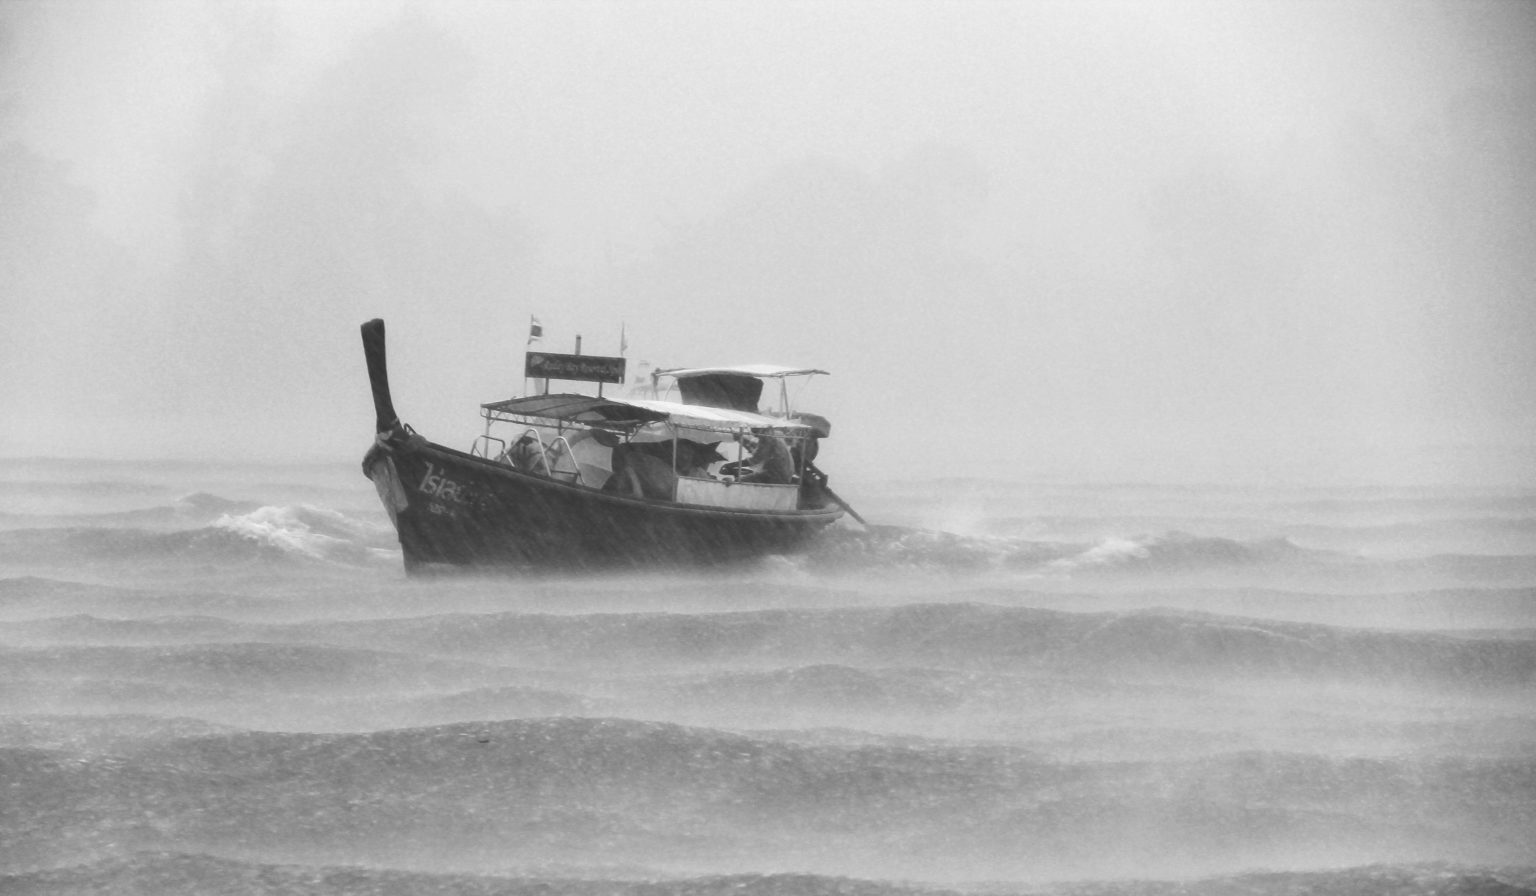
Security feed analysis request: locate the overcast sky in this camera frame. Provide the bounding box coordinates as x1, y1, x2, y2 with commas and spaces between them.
2, 0, 1533, 484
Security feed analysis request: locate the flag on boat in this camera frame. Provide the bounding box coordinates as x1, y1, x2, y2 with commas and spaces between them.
527, 316, 543, 345
620, 322, 628, 357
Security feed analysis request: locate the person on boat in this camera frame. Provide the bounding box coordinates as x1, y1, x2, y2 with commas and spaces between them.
604, 442, 678, 499
628, 450, 677, 498
789, 412, 829, 468
504, 433, 549, 473
723, 430, 793, 485
748, 432, 794, 484
676, 440, 726, 479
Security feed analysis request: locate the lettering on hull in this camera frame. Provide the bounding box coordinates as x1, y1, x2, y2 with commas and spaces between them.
418, 461, 471, 516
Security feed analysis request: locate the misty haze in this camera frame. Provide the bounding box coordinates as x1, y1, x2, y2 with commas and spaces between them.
2, 2, 1535, 894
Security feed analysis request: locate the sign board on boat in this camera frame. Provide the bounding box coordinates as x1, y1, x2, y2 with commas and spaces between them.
525, 351, 626, 384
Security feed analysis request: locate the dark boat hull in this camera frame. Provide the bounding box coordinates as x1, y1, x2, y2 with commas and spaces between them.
364, 433, 844, 571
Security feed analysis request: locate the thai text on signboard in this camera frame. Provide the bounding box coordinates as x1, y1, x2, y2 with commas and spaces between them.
525, 351, 626, 384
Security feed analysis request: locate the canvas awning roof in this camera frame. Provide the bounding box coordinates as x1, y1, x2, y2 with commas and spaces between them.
481, 394, 667, 426
657, 364, 829, 379
482, 393, 811, 438
650, 365, 830, 413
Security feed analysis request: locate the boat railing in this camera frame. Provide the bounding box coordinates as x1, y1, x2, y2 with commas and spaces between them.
544, 435, 585, 486
490, 427, 587, 487
470, 435, 506, 460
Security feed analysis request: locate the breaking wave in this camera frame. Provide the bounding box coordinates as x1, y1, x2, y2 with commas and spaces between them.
0, 489, 259, 530
807, 526, 1325, 573
802, 525, 1536, 588
0, 503, 397, 569
209, 503, 395, 562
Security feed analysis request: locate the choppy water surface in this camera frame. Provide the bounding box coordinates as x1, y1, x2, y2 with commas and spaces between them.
2, 458, 1534, 895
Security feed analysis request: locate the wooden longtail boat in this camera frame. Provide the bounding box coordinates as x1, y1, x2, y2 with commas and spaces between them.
360, 319, 847, 571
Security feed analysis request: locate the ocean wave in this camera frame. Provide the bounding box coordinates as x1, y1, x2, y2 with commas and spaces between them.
5, 720, 1534, 879
798, 525, 1536, 592
0, 577, 292, 621
0, 667, 592, 735
1016, 586, 1536, 632
210, 503, 397, 562
0, 714, 241, 754
6, 612, 265, 645
0, 853, 965, 896
0, 526, 284, 566
19, 603, 1525, 692
5, 852, 1535, 896
0, 503, 397, 569
0, 642, 522, 694
803, 525, 1076, 571
0, 478, 171, 499
1393, 552, 1536, 585
1030, 531, 1332, 577
802, 526, 1335, 576
0, 496, 255, 532
666, 664, 967, 714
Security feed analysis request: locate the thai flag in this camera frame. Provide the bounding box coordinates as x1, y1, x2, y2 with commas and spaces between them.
528, 316, 543, 344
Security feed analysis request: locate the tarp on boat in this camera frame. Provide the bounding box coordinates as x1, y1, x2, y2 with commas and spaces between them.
481, 394, 667, 426
658, 365, 830, 379
675, 373, 763, 412
654, 365, 830, 414
483, 392, 812, 440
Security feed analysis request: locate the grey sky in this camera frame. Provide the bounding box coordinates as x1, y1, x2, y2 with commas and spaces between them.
2, 0, 1532, 484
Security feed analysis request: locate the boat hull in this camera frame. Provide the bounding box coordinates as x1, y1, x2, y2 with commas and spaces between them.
364, 434, 844, 571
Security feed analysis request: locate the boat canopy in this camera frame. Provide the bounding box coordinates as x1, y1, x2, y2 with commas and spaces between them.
653, 365, 829, 414
657, 365, 829, 379
481, 394, 667, 426
482, 392, 813, 441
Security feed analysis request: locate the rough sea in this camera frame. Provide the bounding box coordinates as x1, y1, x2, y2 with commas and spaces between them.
2, 456, 1534, 895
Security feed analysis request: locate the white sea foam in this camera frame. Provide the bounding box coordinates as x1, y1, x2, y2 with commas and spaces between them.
1050, 536, 1152, 571
211, 504, 394, 562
